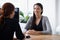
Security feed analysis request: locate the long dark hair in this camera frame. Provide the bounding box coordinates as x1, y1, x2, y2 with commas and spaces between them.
2, 2, 15, 18
32, 3, 43, 26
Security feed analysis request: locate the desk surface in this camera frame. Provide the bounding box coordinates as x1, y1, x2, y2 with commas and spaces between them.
25, 35, 60, 40
14, 35, 60, 40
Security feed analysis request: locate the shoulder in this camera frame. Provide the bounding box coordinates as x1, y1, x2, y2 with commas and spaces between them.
42, 16, 48, 19
42, 16, 49, 20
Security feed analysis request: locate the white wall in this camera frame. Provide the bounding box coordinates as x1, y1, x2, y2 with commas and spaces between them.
55, 0, 60, 34
56, 0, 60, 26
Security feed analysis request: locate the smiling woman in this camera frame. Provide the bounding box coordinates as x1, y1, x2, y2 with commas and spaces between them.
25, 3, 52, 35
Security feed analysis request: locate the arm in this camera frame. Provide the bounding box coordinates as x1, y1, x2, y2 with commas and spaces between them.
15, 22, 25, 40
25, 30, 41, 35
25, 17, 33, 30
40, 16, 52, 34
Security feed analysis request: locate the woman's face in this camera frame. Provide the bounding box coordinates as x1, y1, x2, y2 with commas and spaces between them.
33, 5, 42, 16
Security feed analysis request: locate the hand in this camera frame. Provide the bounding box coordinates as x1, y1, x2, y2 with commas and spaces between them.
26, 30, 38, 35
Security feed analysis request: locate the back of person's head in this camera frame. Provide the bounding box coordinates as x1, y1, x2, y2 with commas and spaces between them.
2, 2, 15, 18
33, 3, 43, 14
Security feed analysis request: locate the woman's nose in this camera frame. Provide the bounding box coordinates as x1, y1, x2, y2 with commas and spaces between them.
35, 9, 37, 11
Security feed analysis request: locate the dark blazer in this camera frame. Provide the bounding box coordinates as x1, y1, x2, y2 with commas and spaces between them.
0, 18, 25, 40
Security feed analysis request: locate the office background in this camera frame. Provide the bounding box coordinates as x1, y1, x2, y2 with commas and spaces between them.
0, 0, 60, 34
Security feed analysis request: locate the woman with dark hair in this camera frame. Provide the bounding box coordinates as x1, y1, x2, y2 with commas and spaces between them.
25, 3, 52, 35
0, 2, 25, 40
